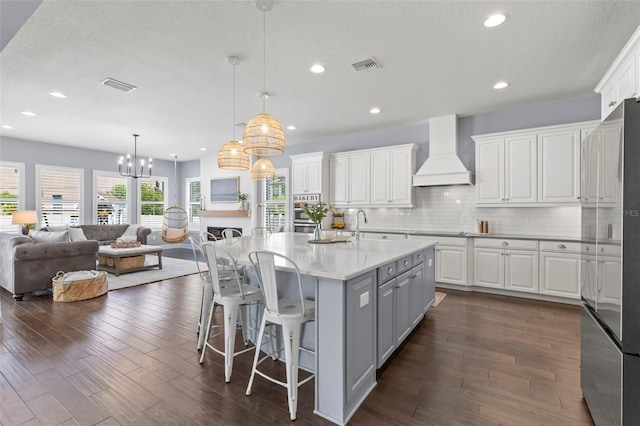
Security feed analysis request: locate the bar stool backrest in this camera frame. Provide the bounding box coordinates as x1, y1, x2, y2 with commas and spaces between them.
188, 237, 206, 279
200, 231, 217, 244
251, 227, 272, 239
248, 250, 306, 317
202, 242, 244, 297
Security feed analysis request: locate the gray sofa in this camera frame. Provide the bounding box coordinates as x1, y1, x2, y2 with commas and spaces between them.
77, 224, 151, 245
0, 224, 151, 300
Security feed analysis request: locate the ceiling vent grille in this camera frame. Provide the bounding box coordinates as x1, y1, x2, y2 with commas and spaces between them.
100, 78, 137, 93
352, 57, 380, 72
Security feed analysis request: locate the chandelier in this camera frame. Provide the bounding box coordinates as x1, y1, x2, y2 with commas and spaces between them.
243, 0, 286, 158
118, 134, 152, 179
218, 56, 250, 170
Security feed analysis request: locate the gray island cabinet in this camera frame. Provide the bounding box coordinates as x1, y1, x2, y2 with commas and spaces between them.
217, 233, 437, 425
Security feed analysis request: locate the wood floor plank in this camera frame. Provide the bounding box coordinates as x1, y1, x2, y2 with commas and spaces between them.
24, 393, 73, 426
0, 276, 592, 425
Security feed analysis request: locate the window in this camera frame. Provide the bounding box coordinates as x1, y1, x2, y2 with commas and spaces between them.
139, 177, 168, 230
0, 161, 25, 233
263, 169, 288, 232
186, 177, 201, 230
36, 165, 83, 227
94, 171, 130, 225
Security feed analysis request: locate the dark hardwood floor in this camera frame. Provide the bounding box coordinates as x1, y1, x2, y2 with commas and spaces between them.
0, 275, 593, 426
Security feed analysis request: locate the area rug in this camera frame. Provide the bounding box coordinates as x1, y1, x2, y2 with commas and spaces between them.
433, 292, 447, 307
107, 257, 208, 290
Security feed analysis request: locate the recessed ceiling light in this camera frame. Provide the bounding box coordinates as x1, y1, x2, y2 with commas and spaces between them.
21, 111, 37, 116
287, 125, 296, 130
1, 125, 13, 129
169, 153, 176, 157
200, 147, 207, 151
310, 64, 325, 74
49, 91, 66, 98
493, 81, 509, 89
370, 107, 381, 114
484, 14, 506, 28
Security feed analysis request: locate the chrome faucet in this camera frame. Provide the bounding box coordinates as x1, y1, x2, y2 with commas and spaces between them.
355, 209, 368, 241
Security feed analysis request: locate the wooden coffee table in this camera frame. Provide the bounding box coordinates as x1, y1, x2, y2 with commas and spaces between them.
97, 245, 163, 276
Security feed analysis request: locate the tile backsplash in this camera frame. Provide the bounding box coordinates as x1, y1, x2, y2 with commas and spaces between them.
336, 186, 581, 237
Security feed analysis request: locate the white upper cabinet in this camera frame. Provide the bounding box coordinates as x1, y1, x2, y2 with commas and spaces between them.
475, 134, 536, 204
505, 134, 537, 204
596, 25, 640, 120
474, 121, 599, 207
538, 128, 581, 203
290, 152, 327, 195
330, 152, 370, 206
330, 144, 417, 208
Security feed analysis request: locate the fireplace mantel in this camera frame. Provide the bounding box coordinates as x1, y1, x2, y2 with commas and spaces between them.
200, 210, 251, 218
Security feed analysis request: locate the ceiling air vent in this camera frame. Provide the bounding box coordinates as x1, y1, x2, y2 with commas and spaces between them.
352, 57, 381, 72
100, 78, 137, 93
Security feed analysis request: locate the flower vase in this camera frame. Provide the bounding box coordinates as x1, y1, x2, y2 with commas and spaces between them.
313, 222, 322, 241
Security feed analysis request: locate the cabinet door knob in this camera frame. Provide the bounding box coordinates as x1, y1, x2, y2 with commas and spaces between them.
388, 267, 394, 274
404, 260, 409, 266
501, 253, 504, 256
576, 196, 580, 200
382, 235, 388, 239
501, 241, 509, 246
417, 254, 422, 259
557, 244, 566, 249
586, 246, 590, 251
387, 200, 392, 203
505, 253, 509, 256
609, 101, 617, 107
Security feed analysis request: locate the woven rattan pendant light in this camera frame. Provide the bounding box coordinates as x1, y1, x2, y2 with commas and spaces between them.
243, 0, 285, 157
218, 56, 250, 170
251, 157, 275, 180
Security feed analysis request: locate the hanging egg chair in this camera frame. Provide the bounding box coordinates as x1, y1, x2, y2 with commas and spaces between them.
161, 156, 189, 243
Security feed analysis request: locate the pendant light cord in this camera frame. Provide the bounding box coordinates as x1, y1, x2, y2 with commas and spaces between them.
262, 6, 266, 113
232, 62, 236, 140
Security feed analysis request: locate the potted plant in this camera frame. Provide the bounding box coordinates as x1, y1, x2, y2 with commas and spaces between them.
300, 201, 328, 241
238, 192, 249, 210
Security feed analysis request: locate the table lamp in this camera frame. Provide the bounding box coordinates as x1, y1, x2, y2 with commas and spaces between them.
12, 210, 37, 235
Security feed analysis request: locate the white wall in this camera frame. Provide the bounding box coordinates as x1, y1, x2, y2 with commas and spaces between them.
199, 154, 258, 234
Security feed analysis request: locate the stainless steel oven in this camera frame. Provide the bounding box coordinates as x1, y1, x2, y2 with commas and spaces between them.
293, 193, 320, 233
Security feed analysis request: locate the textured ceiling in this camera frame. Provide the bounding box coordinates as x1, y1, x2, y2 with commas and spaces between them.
1, 0, 639, 161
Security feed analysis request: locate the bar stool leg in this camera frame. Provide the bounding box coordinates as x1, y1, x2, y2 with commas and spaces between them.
224, 303, 239, 383
239, 304, 250, 346
282, 323, 301, 421
246, 314, 268, 396
199, 301, 216, 363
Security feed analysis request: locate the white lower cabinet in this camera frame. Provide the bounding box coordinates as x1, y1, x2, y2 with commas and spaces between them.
539, 241, 581, 299
473, 239, 539, 293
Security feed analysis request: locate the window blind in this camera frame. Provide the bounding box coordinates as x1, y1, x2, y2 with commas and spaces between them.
38, 166, 82, 227
264, 173, 287, 232
0, 163, 22, 232
139, 178, 167, 230
186, 179, 201, 228
95, 173, 128, 225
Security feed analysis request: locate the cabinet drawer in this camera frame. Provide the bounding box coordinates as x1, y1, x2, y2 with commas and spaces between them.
413, 251, 425, 265
397, 255, 413, 274
598, 243, 621, 257
474, 238, 538, 250
378, 261, 397, 284
539, 241, 581, 253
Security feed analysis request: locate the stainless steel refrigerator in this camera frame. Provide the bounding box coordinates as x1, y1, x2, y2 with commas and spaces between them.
581, 98, 640, 425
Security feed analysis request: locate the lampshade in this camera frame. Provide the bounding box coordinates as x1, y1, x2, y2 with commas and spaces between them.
242, 113, 285, 156
12, 210, 37, 225
251, 158, 275, 180
218, 140, 250, 170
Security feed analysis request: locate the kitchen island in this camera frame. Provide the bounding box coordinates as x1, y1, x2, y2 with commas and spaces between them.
214, 232, 438, 425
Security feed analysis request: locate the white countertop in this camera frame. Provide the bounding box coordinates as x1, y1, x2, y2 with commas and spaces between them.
210, 232, 438, 281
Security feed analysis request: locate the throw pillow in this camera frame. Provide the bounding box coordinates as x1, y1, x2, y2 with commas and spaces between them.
47, 225, 68, 232
31, 230, 69, 243
119, 224, 141, 243
68, 227, 88, 242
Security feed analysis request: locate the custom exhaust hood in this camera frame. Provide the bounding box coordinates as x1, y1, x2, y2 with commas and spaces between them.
412, 114, 474, 186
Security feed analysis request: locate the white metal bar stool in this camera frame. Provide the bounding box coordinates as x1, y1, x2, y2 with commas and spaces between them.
246, 250, 315, 421
199, 242, 267, 383
188, 237, 212, 350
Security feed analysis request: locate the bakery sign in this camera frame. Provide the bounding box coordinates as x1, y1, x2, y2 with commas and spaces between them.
293, 194, 321, 203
